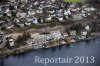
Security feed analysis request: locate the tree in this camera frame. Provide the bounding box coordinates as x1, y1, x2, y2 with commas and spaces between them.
3, 13, 7, 16
63, 15, 67, 20
11, 11, 16, 17
15, 33, 31, 46
38, 17, 42, 23
0, 0, 8, 2
9, 5, 14, 10
15, 35, 23, 44
70, 23, 83, 34
64, 37, 71, 44
22, 33, 31, 41
1, 27, 6, 31
50, 39, 59, 46
91, 20, 97, 32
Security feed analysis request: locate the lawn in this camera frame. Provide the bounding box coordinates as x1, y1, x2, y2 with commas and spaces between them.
64, 0, 86, 2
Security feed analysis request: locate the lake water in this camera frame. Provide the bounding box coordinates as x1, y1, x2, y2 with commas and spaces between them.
0, 38, 100, 66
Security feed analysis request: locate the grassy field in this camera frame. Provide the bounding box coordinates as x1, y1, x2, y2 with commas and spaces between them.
64, 0, 86, 2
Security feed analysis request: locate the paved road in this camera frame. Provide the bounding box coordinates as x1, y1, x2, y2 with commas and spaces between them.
1, 19, 100, 38
1, 25, 66, 38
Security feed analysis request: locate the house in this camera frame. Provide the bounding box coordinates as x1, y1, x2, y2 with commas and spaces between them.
81, 10, 86, 14
78, 36, 86, 40
0, 31, 5, 35
0, 21, 5, 25
36, 9, 43, 14
26, 17, 33, 22
70, 30, 77, 36
4, 8, 12, 17
9, 39, 14, 47
25, 22, 31, 26
48, 10, 55, 14
8, 38, 15, 47
6, 12, 12, 17
9, 0, 16, 3
84, 7, 95, 12
77, 8, 80, 11
21, 0, 28, 3
81, 31, 88, 36
85, 25, 90, 31
50, 14, 56, 17
72, 14, 83, 20
70, 39, 76, 43
56, 9, 63, 14
90, 7, 95, 11
87, 13, 91, 16
14, 18, 20, 22
26, 39, 34, 45
32, 17, 38, 24
45, 15, 52, 21
45, 5, 51, 8
28, 9, 36, 15
30, 33, 40, 39
60, 30, 68, 38
60, 40, 66, 44
55, 13, 63, 17
57, 16, 63, 21
64, 10, 71, 16
5, 8, 10, 13
45, 34, 53, 41
70, 3, 76, 8
40, 1, 44, 4
81, 13, 87, 17
5, 23, 14, 29
16, 12, 26, 18
30, 34, 50, 47
50, 0, 56, 3
33, 1, 39, 5
50, 30, 62, 40
39, 6, 43, 10
16, 22, 25, 28
71, 8, 78, 12
0, 37, 6, 48
37, 17, 44, 23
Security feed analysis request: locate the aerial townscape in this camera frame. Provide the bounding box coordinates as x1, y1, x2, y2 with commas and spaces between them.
0, 0, 100, 56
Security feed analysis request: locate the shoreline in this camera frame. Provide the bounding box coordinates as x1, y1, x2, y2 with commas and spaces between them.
0, 32, 99, 57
